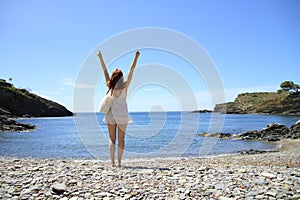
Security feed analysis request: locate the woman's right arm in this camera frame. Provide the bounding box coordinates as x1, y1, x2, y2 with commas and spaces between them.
97, 51, 110, 83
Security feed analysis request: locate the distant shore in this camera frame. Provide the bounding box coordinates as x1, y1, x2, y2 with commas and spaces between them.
213, 91, 300, 115
0, 139, 299, 199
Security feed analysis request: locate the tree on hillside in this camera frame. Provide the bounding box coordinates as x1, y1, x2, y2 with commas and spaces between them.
280, 81, 300, 93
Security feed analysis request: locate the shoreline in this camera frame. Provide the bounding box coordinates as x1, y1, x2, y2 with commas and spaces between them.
0, 139, 299, 199
0, 139, 282, 163
276, 138, 300, 152
0, 139, 298, 165
122, 138, 300, 168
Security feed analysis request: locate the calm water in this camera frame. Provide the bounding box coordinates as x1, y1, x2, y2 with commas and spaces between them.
0, 112, 298, 160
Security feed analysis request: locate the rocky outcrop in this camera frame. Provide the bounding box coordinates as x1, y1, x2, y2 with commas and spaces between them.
198, 132, 232, 138
214, 92, 300, 115
0, 115, 35, 132
236, 149, 278, 155
236, 121, 300, 141
238, 123, 291, 141
290, 120, 300, 136
198, 120, 300, 142
191, 109, 213, 113
214, 102, 247, 114
0, 79, 72, 117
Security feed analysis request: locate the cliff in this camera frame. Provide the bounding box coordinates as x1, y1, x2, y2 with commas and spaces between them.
0, 79, 73, 117
214, 92, 300, 115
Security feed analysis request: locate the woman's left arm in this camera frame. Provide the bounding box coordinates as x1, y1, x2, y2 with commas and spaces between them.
125, 50, 140, 89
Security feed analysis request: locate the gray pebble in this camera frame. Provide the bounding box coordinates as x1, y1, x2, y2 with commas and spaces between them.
52, 183, 67, 195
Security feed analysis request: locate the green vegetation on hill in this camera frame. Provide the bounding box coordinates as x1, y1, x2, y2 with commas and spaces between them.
279, 80, 300, 93
0, 79, 73, 117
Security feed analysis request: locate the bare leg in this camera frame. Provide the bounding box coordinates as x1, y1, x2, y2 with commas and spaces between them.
108, 124, 117, 167
117, 124, 127, 167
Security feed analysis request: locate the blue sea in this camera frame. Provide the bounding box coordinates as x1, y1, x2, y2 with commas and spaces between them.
0, 112, 299, 160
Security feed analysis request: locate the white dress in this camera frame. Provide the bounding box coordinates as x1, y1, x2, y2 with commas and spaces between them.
103, 89, 132, 125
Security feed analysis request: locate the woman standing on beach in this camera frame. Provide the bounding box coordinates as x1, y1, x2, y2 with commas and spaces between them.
98, 50, 140, 167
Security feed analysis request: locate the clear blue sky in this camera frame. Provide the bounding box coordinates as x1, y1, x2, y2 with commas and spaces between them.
1, 0, 299, 112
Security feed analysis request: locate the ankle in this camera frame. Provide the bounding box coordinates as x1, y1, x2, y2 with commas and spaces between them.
111, 161, 116, 167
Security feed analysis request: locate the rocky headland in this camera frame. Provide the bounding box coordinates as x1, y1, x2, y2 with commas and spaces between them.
0, 79, 73, 132
214, 92, 300, 115
0, 79, 72, 118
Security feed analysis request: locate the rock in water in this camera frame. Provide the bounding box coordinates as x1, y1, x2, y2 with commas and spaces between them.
289, 120, 300, 139
0, 115, 36, 132
260, 123, 290, 141
237, 123, 291, 141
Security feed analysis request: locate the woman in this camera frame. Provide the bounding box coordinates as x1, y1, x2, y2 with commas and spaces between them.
97, 50, 140, 167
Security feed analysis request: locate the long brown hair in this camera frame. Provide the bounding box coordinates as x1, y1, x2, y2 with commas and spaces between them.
106, 69, 124, 95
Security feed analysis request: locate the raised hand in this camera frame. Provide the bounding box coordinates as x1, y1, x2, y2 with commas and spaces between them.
97, 50, 102, 58
135, 50, 140, 58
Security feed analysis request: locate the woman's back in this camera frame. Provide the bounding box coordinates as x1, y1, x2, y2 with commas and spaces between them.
109, 88, 132, 124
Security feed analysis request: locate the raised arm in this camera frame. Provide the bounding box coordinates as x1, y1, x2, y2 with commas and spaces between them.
97, 51, 110, 83
125, 50, 140, 89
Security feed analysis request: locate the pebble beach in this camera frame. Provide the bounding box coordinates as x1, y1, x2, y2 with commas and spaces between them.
1, 139, 299, 200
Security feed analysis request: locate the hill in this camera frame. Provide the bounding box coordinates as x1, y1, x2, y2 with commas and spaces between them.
0, 79, 73, 117
214, 92, 300, 115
